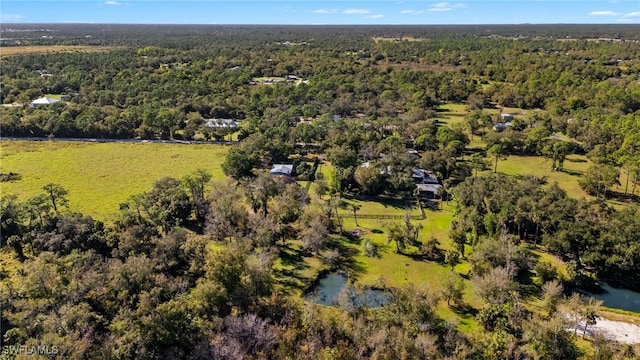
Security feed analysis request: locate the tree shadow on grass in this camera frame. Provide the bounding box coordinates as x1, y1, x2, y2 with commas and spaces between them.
605, 191, 640, 204
343, 194, 414, 211
449, 302, 478, 317
401, 250, 444, 263
278, 244, 308, 270
274, 268, 310, 295
329, 237, 367, 277
558, 168, 583, 176
274, 244, 313, 295
515, 268, 542, 299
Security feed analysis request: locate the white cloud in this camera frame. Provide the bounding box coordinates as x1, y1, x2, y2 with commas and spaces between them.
313, 9, 338, 14
589, 11, 620, 16
366, 15, 385, 19
428, 2, 466, 12
401, 10, 424, 15
104, 1, 121, 5
0, 13, 25, 20
343, 8, 370, 15
623, 11, 640, 17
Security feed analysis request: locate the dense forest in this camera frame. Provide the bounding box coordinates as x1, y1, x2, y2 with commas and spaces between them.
1, 24, 640, 359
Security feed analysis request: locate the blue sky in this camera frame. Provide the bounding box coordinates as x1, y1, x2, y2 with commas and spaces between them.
1, 1, 639, 25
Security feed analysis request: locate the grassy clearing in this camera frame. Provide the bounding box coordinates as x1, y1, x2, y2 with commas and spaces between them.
437, 102, 468, 126
484, 154, 592, 200
0, 45, 118, 58
43, 94, 63, 100
339, 215, 482, 329
251, 76, 286, 83
372, 36, 426, 42
0, 140, 228, 221
277, 164, 482, 331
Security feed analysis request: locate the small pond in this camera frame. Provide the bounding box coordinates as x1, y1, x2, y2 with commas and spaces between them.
583, 283, 640, 313
305, 272, 392, 308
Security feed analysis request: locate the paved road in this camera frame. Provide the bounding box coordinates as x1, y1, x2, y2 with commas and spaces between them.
0, 137, 239, 145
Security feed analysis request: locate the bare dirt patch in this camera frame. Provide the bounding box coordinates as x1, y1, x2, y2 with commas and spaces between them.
576, 318, 640, 344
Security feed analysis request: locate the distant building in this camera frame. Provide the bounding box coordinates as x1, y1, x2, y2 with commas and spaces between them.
411, 168, 439, 184
30, 96, 60, 106
361, 161, 391, 175
270, 164, 294, 176
204, 118, 239, 128
415, 183, 443, 199
500, 113, 514, 121
492, 122, 513, 132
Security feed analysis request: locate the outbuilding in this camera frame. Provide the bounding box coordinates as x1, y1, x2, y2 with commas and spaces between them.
30, 96, 60, 106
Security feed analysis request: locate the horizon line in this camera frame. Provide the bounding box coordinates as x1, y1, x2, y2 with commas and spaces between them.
3, 22, 637, 26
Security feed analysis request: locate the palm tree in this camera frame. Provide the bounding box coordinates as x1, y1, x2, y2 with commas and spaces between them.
350, 203, 361, 227
581, 297, 602, 339
487, 144, 508, 173
386, 223, 406, 253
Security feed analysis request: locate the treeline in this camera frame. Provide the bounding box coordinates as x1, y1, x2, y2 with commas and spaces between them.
452, 174, 640, 290
3, 24, 640, 48
1, 25, 638, 147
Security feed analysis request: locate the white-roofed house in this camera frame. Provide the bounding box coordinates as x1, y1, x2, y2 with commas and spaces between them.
30, 96, 60, 106
270, 164, 294, 176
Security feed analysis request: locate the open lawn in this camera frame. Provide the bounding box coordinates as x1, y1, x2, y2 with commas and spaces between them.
251, 76, 286, 83
0, 45, 118, 58
437, 102, 468, 127
0, 140, 228, 221
372, 36, 426, 42
337, 215, 482, 329
484, 154, 593, 200
43, 94, 64, 100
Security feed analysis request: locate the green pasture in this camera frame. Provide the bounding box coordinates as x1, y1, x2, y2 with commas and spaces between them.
437, 102, 468, 126
340, 215, 481, 329
0, 140, 228, 221
482, 154, 592, 199
43, 94, 64, 100
252, 76, 286, 83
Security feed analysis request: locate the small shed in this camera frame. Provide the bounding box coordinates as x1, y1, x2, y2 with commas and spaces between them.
204, 118, 239, 128
30, 96, 60, 106
270, 164, 294, 176
500, 113, 514, 121
411, 168, 439, 184
416, 183, 443, 199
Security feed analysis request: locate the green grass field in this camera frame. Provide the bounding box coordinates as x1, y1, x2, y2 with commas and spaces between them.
0, 140, 228, 221
485, 154, 593, 199
437, 102, 468, 126
252, 76, 286, 83
43, 94, 64, 100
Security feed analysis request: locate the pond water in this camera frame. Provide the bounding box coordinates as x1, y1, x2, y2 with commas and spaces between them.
583, 283, 640, 313
305, 273, 392, 307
